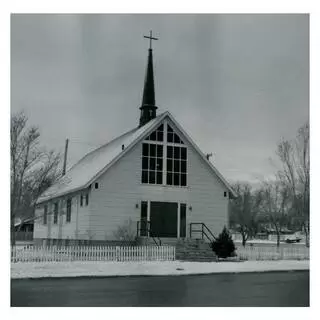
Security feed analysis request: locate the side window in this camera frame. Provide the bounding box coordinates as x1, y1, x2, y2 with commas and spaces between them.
66, 198, 72, 223
53, 202, 58, 224
43, 205, 48, 225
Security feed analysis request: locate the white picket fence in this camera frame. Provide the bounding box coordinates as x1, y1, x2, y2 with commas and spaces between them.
11, 245, 176, 263
236, 245, 309, 261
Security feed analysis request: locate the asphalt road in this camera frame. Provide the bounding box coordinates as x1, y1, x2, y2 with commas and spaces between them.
11, 271, 309, 307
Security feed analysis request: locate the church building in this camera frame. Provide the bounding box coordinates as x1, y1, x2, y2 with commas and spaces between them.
33, 32, 236, 245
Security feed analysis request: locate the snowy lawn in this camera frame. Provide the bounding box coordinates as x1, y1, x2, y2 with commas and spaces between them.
234, 239, 306, 246
11, 260, 309, 279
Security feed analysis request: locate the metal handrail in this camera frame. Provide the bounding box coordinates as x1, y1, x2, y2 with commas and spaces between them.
136, 221, 162, 246
149, 229, 162, 247
189, 222, 216, 243
202, 223, 217, 241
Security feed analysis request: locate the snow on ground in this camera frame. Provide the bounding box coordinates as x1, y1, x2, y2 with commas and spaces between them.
11, 260, 309, 279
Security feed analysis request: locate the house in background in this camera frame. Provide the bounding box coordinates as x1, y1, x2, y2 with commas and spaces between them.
33, 36, 236, 246
14, 217, 34, 242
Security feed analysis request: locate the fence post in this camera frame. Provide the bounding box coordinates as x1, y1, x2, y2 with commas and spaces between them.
116, 246, 120, 262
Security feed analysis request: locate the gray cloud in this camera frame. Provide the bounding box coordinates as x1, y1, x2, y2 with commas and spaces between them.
11, 14, 309, 183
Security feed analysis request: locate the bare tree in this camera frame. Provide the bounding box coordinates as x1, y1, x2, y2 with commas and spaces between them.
113, 218, 136, 244
230, 183, 263, 246
259, 181, 291, 247
276, 122, 309, 246
11, 112, 61, 245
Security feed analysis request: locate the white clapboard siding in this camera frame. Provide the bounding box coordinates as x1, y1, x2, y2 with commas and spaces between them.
236, 246, 309, 261
11, 245, 175, 263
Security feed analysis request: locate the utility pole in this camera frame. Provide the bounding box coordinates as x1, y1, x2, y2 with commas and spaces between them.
62, 138, 69, 176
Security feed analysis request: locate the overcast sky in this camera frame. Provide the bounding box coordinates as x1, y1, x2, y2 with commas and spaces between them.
11, 14, 309, 184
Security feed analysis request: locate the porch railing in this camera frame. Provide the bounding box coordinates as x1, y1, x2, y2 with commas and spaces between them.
136, 221, 162, 246
189, 223, 216, 243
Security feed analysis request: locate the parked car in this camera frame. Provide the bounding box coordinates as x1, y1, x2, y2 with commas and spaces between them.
283, 232, 302, 243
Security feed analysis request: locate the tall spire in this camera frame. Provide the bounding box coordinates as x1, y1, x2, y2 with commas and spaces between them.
139, 31, 158, 127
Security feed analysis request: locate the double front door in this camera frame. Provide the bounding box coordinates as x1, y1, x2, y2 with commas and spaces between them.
140, 201, 186, 238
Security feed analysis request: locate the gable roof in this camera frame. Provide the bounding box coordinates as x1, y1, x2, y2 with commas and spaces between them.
37, 111, 236, 203
14, 217, 34, 227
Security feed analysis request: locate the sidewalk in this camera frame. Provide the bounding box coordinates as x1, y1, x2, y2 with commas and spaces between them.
11, 260, 309, 279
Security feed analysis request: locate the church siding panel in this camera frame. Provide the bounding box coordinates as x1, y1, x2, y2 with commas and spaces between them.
33, 192, 92, 241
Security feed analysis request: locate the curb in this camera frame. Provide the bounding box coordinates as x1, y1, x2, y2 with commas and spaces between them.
11, 268, 309, 280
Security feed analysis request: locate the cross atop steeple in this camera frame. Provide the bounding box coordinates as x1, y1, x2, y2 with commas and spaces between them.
143, 30, 158, 50
139, 31, 158, 127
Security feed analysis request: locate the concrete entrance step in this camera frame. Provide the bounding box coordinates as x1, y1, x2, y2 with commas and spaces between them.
175, 239, 217, 262
136, 237, 217, 262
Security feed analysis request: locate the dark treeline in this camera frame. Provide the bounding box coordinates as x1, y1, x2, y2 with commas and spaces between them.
10, 111, 61, 245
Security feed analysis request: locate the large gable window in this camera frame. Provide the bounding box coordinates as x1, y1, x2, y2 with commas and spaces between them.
142, 124, 164, 185
141, 143, 163, 184
141, 122, 187, 187
145, 124, 164, 142
167, 145, 187, 186
167, 124, 184, 144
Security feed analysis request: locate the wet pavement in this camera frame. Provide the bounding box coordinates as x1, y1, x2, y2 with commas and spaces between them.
11, 271, 309, 307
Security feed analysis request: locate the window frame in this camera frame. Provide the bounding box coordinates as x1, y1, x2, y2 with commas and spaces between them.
166, 144, 187, 187
141, 140, 164, 185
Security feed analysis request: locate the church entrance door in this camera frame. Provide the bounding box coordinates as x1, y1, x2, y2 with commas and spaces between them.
150, 202, 178, 238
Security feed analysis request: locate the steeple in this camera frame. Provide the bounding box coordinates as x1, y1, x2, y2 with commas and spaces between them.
139, 31, 158, 127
